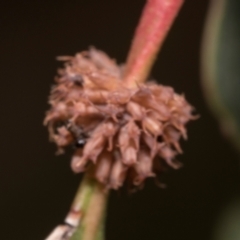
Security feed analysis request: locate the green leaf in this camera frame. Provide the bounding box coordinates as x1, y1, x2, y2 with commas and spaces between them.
202, 0, 240, 150
213, 199, 240, 240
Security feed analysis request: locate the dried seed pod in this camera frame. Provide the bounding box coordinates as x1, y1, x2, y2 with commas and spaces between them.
44, 48, 196, 189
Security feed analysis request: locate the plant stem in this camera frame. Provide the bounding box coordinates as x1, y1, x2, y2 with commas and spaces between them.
64, 1, 184, 239
69, 174, 109, 240
124, 0, 184, 88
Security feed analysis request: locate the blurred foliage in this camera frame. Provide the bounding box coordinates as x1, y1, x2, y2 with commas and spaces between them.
213, 199, 240, 240
202, 0, 240, 151
202, 0, 240, 239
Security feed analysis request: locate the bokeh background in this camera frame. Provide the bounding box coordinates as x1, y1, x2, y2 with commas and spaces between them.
1, 0, 240, 239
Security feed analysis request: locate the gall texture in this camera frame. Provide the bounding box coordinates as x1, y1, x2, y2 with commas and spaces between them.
44, 48, 196, 189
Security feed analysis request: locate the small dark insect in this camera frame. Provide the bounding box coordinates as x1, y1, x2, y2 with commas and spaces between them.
66, 121, 88, 148
75, 137, 86, 148
69, 74, 83, 86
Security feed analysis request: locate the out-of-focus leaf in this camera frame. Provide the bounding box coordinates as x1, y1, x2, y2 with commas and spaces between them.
213, 199, 240, 240
201, 0, 240, 150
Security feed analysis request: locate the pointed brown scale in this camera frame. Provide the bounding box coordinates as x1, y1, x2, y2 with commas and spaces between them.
170, 95, 194, 119
50, 84, 69, 103
133, 148, 155, 186
169, 98, 194, 126
81, 124, 107, 163
178, 114, 193, 126
118, 121, 140, 165
110, 88, 132, 105
158, 145, 182, 169
131, 85, 152, 107
102, 121, 119, 151
79, 121, 117, 163
74, 53, 98, 72
109, 151, 127, 189
94, 150, 113, 184
172, 93, 187, 107
44, 102, 69, 125
122, 142, 138, 166
71, 149, 87, 173
171, 119, 188, 140
135, 83, 153, 97
83, 136, 106, 163
64, 67, 86, 86
142, 133, 158, 158
87, 71, 123, 91
118, 121, 140, 152
147, 109, 169, 122
148, 83, 174, 104
127, 121, 141, 150
67, 89, 84, 102
126, 101, 145, 120
70, 121, 95, 139
71, 102, 102, 119
142, 115, 163, 137
163, 126, 183, 153
93, 104, 124, 123
80, 74, 99, 90
132, 86, 171, 120
82, 89, 109, 104
89, 47, 121, 78
127, 169, 145, 191
53, 126, 74, 147
146, 98, 171, 121
73, 117, 101, 134
118, 123, 130, 152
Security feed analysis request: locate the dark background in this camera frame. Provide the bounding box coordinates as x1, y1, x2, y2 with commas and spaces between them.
1, 0, 240, 239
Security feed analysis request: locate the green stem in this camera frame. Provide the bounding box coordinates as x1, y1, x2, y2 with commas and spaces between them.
69, 174, 109, 240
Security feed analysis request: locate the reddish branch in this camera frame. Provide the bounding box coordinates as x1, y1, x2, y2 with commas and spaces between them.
124, 0, 184, 87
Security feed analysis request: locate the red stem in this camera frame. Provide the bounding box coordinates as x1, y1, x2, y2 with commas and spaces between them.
124, 0, 184, 88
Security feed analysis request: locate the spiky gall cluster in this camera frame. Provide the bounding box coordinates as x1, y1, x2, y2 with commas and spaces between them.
44, 48, 196, 189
